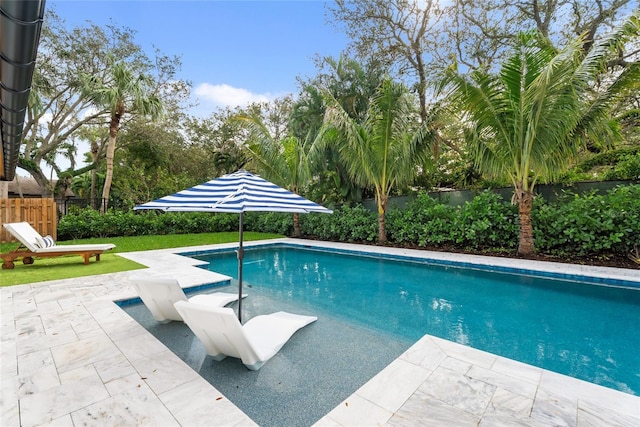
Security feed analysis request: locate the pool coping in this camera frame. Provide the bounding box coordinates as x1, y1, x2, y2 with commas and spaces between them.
182, 240, 640, 289
1, 238, 639, 426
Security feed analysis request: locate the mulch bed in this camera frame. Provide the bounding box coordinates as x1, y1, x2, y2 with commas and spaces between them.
454, 248, 638, 270
304, 238, 639, 270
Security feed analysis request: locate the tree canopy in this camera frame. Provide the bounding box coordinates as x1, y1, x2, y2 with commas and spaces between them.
16, 2, 640, 249
442, 12, 640, 254
19, 10, 188, 196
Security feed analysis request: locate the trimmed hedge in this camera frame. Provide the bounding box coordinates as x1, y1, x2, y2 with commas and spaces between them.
300, 205, 378, 242
533, 185, 640, 255
58, 210, 239, 240
385, 191, 520, 250
58, 185, 639, 257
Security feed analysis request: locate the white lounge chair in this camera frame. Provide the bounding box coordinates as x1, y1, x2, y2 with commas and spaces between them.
1, 222, 115, 269
131, 276, 246, 322
174, 301, 317, 370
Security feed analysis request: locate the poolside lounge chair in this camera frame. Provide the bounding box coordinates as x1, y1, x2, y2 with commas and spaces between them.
174, 300, 317, 370
131, 277, 247, 322
1, 222, 115, 269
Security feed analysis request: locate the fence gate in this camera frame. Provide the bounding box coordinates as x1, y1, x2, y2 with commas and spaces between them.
0, 198, 57, 243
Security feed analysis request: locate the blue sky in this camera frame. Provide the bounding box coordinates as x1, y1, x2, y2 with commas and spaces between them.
49, 0, 350, 115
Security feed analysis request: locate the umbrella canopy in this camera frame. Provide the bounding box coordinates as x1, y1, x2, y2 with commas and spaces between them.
134, 169, 332, 214
134, 170, 332, 321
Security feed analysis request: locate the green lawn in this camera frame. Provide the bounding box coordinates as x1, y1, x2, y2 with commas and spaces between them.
0, 232, 283, 287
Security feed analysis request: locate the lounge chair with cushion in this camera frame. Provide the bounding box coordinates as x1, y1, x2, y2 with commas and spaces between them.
131, 276, 246, 322
174, 300, 317, 370
1, 222, 115, 269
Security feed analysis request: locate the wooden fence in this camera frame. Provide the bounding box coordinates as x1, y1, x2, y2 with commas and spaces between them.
0, 198, 57, 243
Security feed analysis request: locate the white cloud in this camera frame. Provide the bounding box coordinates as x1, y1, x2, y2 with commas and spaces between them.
194, 83, 274, 108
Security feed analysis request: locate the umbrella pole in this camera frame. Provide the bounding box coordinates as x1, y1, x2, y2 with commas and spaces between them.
237, 212, 244, 322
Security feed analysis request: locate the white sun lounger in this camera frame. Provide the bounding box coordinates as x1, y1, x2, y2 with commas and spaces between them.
131, 276, 247, 322
1, 221, 115, 269
174, 301, 317, 370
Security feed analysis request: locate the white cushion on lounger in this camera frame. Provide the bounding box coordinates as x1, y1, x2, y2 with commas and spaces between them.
174, 300, 317, 370
131, 276, 246, 322
4, 222, 115, 253
5, 222, 48, 251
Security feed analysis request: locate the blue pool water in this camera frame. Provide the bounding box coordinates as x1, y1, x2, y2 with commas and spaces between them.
191, 244, 640, 396
124, 291, 410, 427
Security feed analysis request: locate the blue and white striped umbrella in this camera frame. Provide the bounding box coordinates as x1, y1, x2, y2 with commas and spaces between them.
134, 170, 332, 322
134, 169, 332, 214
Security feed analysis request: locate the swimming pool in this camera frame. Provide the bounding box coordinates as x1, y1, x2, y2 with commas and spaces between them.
188, 243, 640, 396
123, 287, 411, 427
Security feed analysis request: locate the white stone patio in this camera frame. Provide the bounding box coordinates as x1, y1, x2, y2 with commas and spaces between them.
1, 239, 638, 426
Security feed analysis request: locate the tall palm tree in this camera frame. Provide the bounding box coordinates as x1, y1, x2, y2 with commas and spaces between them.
237, 113, 312, 237
81, 59, 162, 212
317, 78, 434, 243
292, 58, 386, 205
443, 14, 640, 256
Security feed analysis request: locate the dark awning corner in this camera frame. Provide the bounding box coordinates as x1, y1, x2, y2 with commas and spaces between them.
1, 0, 46, 181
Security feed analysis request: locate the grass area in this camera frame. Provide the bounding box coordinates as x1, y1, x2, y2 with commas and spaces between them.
0, 232, 283, 287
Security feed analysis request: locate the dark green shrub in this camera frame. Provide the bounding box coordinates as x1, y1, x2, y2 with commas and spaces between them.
245, 212, 293, 235
300, 210, 336, 240
211, 213, 240, 233
57, 185, 639, 260
58, 209, 240, 240
387, 191, 518, 249
454, 191, 518, 249
339, 205, 378, 242
155, 213, 191, 235
300, 205, 377, 242
533, 185, 640, 255
182, 213, 212, 234
386, 192, 457, 246
603, 153, 640, 181
58, 208, 104, 240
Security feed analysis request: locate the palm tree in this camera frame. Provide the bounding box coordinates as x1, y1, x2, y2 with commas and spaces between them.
317, 78, 435, 243
443, 14, 640, 256
292, 57, 388, 205
237, 113, 312, 237
81, 59, 162, 212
